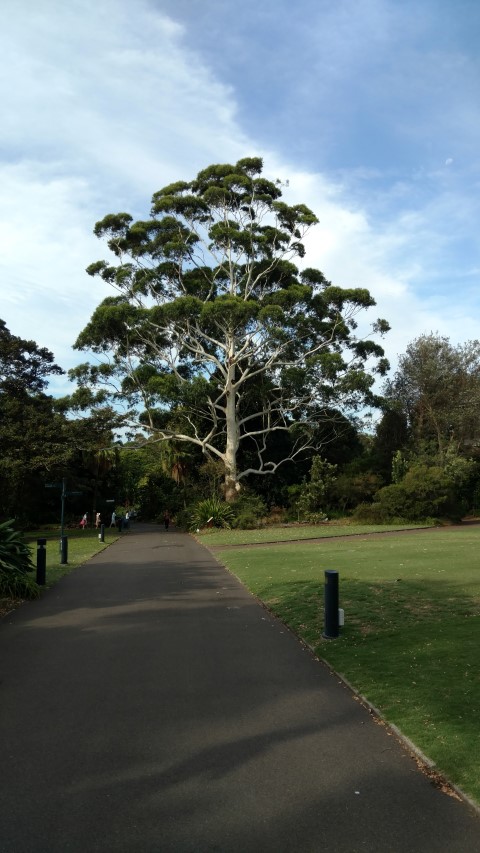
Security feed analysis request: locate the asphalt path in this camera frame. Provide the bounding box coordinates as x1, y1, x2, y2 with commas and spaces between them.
1, 525, 479, 852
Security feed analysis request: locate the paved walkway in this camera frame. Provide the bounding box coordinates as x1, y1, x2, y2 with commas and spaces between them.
0, 525, 478, 852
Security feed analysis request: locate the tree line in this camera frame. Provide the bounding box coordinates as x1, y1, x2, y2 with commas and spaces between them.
2, 157, 480, 528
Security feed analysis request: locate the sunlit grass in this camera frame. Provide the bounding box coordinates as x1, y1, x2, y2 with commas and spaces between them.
196, 521, 427, 547
26, 528, 120, 587
217, 528, 480, 804
1, 529, 120, 616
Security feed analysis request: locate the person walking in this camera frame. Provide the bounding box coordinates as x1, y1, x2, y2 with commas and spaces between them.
80, 513, 88, 530
95, 512, 101, 529
110, 511, 116, 528
164, 510, 170, 531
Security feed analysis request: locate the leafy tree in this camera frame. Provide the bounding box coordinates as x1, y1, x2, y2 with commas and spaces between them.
72, 157, 389, 501
391, 449, 408, 483
385, 334, 480, 460
331, 469, 383, 514
371, 406, 409, 480
296, 455, 337, 521
0, 321, 71, 523
357, 464, 460, 523
66, 410, 121, 521
0, 319, 63, 395
0, 321, 124, 526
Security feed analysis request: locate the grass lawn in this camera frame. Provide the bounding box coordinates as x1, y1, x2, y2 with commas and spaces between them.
216, 527, 480, 805
1, 528, 119, 616
196, 521, 426, 547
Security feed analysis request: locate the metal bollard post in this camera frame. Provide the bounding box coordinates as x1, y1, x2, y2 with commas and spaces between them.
99, 524, 105, 542
36, 538, 47, 585
323, 569, 339, 639
60, 535, 68, 565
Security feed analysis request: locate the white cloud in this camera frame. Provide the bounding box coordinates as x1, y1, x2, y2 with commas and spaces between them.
0, 0, 250, 382
1, 0, 479, 401
262, 155, 480, 372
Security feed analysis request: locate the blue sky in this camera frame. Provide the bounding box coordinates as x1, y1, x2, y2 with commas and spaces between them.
1, 0, 479, 396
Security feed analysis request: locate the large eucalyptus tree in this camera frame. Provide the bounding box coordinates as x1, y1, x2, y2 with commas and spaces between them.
72, 158, 389, 500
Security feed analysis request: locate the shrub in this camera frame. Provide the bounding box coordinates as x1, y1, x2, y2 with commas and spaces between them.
0, 519, 40, 599
352, 502, 405, 524
172, 508, 191, 531
295, 456, 336, 521
302, 511, 329, 524
190, 497, 235, 531
231, 493, 267, 529
352, 463, 464, 524
233, 511, 259, 530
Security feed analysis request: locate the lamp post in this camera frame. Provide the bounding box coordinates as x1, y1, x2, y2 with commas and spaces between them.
60, 477, 68, 566
46, 478, 82, 564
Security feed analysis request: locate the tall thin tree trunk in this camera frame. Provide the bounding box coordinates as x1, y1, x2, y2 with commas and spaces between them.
224, 340, 239, 503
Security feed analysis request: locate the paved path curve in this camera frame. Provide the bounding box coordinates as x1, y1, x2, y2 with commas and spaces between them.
1, 525, 478, 852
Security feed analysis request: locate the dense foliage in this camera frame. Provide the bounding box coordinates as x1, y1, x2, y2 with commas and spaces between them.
0, 320, 122, 528
3, 192, 480, 530
71, 157, 389, 501
0, 519, 39, 599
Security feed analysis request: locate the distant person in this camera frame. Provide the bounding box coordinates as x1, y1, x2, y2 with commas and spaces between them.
95, 512, 101, 529
80, 513, 87, 529
164, 510, 170, 531
110, 511, 116, 528
125, 511, 130, 530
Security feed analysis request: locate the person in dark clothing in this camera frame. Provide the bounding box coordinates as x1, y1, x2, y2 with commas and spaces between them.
164, 510, 170, 530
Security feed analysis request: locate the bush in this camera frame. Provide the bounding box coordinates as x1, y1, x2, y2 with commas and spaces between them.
231, 493, 267, 529
0, 519, 40, 599
233, 511, 259, 530
302, 511, 329, 524
352, 463, 464, 524
295, 456, 336, 521
352, 502, 406, 524
190, 498, 235, 531
172, 508, 192, 531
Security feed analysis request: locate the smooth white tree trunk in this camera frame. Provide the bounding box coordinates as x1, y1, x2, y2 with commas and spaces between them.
224, 339, 239, 503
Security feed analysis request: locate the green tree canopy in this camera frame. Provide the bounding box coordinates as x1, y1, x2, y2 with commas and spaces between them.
0, 321, 69, 522
385, 334, 480, 460
0, 319, 64, 396
72, 157, 389, 501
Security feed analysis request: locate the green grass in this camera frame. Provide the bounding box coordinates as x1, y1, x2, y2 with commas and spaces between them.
27, 528, 120, 587
217, 528, 480, 805
196, 521, 426, 547
1, 529, 119, 616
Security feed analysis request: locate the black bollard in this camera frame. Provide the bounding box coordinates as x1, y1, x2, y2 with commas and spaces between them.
323, 569, 339, 639
36, 538, 47, 585
60, 535, 68, 565
99, 523, 105, 542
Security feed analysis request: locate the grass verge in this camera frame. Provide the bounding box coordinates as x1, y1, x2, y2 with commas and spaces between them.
196, 521, 427, 547
217, 527, 480, 805
0, 529, 119, 617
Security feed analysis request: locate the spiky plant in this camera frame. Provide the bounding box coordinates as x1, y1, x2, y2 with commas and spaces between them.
190, 498, 235, 531
0, 520, 39, 599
